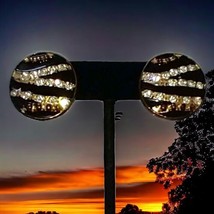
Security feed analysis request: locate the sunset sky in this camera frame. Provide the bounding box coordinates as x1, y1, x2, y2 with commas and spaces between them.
1, 0, 214, 213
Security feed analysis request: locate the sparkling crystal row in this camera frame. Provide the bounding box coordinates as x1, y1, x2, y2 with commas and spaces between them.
141, 64, 204, 88
10, 88, 71, 111
24, 53, 54, 63
142, 89, 202, 106
12, 64, 76, 90
151, 54, 181, 64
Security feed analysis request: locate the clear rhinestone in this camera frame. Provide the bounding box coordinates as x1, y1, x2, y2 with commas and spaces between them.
152, 74, 161, 82
161, 72, 170, 79
169, 95, 177, 103
196, 82, 204, 89
168, 79, 177, 86
50, 66, 56, 74
143, 73, 160, 83
33, 95, 45, 103
22, 72, 30, 81
54, 79, 63, 88
169, 69, 179, 76
21, 91, 32, 100
12, 70, 19, 79
31, 71, 39, 78
193, 97, 202, 105
156, 93, 164, 101
10, 88, 21, 97
35, 79, 45, 86
64, 82, 75, 90
179, 66, 188, 73
58, 64, 64, 71
46, 79, 54, 87
142, 89, 152, 98
187, 64, 198, 71
58, 97, 71, 109
66, 65, 72, 70
48, 96, 58, 104
188, 80, 196, 87
178, 79, 187, 86
183, 97, 191, 104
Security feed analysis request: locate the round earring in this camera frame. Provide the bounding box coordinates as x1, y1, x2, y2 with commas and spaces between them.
139, 53, 206, 120
9, 52, 77, 121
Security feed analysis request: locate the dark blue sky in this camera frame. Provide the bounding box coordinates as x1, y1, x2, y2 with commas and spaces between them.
0, 0, 214, 176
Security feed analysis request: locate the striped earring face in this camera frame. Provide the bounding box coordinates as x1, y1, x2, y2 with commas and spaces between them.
9, 52, 77, 120
139, 53, 206, 120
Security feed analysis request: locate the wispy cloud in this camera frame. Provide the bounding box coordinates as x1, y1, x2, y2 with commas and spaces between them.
0, 165, 156, 194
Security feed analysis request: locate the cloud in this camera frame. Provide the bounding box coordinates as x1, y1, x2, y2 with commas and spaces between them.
0, 166, 169, 213
0, 165, 169, 204
0, 168, 104, 193
0, 165, 155, 194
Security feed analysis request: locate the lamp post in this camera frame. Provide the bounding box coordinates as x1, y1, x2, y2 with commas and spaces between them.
72, 61, 146, 214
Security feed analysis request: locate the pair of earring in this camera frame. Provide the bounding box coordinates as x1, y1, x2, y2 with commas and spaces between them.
9, 52, 206, 121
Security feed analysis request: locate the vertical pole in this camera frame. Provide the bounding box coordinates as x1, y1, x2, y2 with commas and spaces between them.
104, 99, 116, 214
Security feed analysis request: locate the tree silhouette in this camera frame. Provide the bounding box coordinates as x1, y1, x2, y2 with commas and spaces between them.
118, 204, 144, 214
147, 69, 214, 214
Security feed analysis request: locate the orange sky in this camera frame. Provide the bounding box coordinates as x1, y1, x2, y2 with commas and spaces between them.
0, 165, 170, 214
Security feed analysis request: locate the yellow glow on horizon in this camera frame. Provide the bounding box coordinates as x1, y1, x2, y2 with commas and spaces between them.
0, 199, 104, 214
0, 199, 164, 214
139, 202, 163, 212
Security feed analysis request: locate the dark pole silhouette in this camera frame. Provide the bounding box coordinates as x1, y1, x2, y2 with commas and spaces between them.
72, 62, 146, 214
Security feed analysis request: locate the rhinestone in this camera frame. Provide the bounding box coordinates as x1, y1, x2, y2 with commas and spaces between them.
188, 80, 196, 87
179, 66, 188, 73
54, 79, 63, 87
21, 91, 32, 100
161, 72, 170, 79
35, 79, 45, 86
50, 66, 57, 74
168, 79, 177, 86
58, 97, 71, 109
142, 89, 152, 98
46, 79, 54, 87
178, 79, 187, 86
169, 95, 177, 103
187, 64, 198, 71
10, 88, 20, 97
22, 72, 30, 81
48, 96, 58, 104
193, 97, 202, 105
31, 71, 39, 78
196, 82, 204, 89
58, 64, 64, 71
66, 65, 72, 70
33, 95, 45, 103
152, 74, 161, 82
183, 97, 191, 104
156, 93, 164, 101
64, 82, 75, 90
169, 68, 179, 76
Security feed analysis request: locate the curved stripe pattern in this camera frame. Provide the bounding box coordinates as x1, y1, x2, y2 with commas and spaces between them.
140, 53, 206, 120
9, 52, 77, 121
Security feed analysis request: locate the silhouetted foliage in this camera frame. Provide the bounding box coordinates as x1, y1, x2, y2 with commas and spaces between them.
119, 204, 144, 214
147, 70, 214, 214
